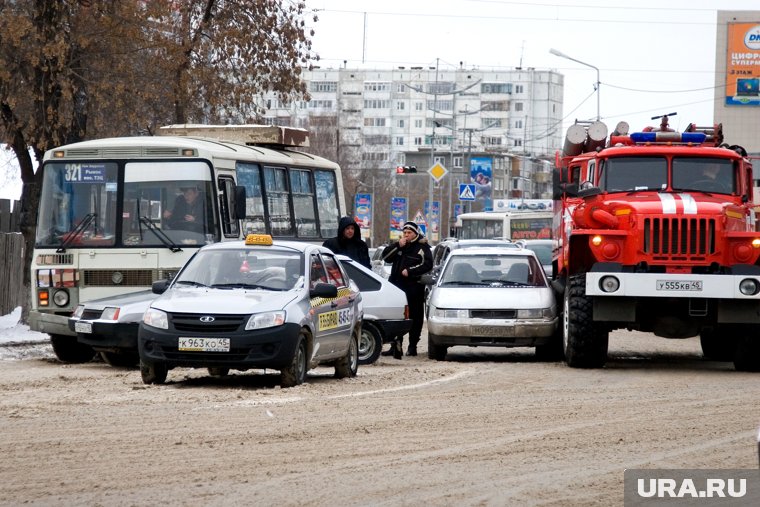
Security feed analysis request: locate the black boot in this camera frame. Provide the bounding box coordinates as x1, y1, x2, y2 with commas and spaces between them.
393, 337, 403, 360
381, 338, 398, 356
406, 339, 418, 356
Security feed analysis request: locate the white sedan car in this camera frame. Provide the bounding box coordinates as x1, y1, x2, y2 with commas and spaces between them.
424, 247, 560, 361
336, 255, 411, 364
138, 235, 362, 387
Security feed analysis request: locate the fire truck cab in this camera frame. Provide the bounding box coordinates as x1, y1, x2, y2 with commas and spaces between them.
553, 116, 760, 371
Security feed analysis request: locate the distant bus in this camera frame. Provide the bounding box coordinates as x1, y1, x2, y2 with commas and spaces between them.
30, 125, 347, 361
457, 210, 552, 240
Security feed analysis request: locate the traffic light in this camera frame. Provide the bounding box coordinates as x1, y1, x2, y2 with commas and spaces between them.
395, 165, 417, 174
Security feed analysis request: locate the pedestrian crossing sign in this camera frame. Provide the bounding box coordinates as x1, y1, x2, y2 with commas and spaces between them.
459, 184, 476, 201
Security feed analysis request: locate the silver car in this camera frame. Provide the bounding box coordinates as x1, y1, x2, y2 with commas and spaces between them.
337, 255, 412, 365
138, 235, 362, 387
424, 247, 560, 361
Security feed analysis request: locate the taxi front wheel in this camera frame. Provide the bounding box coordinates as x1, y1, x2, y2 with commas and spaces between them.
281, 332, 308, 388
335, 332, 359, 379
140, 359, 168, 385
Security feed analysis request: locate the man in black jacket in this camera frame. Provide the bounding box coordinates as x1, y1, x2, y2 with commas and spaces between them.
322, 216, 371, 269
381, 221, 433, 359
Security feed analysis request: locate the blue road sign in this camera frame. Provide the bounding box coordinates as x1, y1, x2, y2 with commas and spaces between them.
459, 184, 476, 201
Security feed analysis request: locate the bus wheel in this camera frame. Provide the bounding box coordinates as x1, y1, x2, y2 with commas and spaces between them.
50, 334, 97, 364
563, 274, 608, 368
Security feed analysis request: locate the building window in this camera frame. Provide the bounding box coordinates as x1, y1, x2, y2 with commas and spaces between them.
514, 102, 523, 112
453, 156, 463, 168
364, 99, 391, 109
396, 137, 404, 146
515, 119, 523, 129
515, 84, 524, 93
514, 139, 522, 147
414, 119, 422, 128
364, 82, 390, 92
363, 117, 387, 127
396, 83, 406, 92
397, 101, 405, 111
398, 119, 405, 128
481, 101, 508, 112
414, 137, 423, 146
481, 83, 512, 94
310, 81, 337, 92
415, 102, 423, 111
482, 119, 502, 129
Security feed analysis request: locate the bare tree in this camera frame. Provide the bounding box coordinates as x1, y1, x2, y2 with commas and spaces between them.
0, 0, 317, 321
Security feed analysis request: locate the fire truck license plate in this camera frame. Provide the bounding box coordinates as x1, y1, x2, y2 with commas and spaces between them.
656, 280, 703, 291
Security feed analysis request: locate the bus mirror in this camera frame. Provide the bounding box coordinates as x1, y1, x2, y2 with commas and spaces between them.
577, 182, 602, 198
233, 186, 247, 219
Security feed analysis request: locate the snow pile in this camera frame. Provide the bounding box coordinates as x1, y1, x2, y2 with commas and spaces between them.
0, 307, 49, 345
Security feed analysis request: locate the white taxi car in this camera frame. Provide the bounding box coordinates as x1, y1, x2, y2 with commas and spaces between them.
138, 235, 361, 387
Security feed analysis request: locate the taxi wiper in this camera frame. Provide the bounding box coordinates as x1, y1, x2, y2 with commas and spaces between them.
139, 216, 182, 253
175, 280, 208, 288
56, 213, 97, 253
443, 280, 485, 286
211, 282, 286, 291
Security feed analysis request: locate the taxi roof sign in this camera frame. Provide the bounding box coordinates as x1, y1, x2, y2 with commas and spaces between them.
245, 234, 273, 246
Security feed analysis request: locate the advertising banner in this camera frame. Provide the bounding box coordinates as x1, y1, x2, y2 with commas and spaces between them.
354, 193, 372, 241
470, 156, 493, 202
389, 197, 407, 240
725, 22, 760, 106
424, 200, 440, 242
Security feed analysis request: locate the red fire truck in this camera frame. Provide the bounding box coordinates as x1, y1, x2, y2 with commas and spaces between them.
553, 115, 760, 371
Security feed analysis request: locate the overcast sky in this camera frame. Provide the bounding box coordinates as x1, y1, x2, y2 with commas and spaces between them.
307, 0, 759, 134
3, 1, 758, 201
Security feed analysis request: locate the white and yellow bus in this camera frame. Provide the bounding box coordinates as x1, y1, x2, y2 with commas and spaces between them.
30, 125, 346, 361
457, 210, 552, 241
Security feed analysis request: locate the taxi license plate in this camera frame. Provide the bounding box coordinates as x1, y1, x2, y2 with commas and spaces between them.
74, 321, 92, 334
178, 337, 230, 352
656, 280, 703, 292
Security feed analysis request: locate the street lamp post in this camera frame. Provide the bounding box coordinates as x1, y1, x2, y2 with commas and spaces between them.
549, 48, 600, 121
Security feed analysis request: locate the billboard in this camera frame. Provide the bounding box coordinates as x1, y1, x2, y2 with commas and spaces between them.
469, 156, 493, 202
354, 193, 372, 241
389, 197, 407, 240
725, 22, 760, 106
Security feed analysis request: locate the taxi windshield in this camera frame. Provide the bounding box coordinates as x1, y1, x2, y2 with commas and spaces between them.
176, 249, 303, 291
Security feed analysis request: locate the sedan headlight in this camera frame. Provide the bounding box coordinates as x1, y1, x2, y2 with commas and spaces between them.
245, 311, 286, 330
431, 308, 469, 319
143, 308, 168, 329
517, 308, 555, 319
101, 307, 121, 321
72, 304, 85, 319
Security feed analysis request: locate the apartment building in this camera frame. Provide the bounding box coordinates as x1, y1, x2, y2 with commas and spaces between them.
259, 65, 564, 201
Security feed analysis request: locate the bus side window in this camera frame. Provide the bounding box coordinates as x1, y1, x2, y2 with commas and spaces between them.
217, 176, 240, 238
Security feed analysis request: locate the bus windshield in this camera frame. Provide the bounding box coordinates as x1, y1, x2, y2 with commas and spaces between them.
35, 160, 217, 248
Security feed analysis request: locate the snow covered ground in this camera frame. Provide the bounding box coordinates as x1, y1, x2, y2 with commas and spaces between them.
0, 307, 48, 345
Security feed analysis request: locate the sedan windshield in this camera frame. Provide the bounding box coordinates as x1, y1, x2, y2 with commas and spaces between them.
440, 255, 546, 287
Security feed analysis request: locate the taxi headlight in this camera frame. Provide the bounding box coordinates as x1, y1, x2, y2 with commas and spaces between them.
143, 308, 168, 329
72, 304, 85, 319
245, 311, 286, 330
101, 307, 121, 321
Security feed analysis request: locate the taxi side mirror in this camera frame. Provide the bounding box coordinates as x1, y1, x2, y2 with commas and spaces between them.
310, 282, 338, 299
152, 279, 170, 294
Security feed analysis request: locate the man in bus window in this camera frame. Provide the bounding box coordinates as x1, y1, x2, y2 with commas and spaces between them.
163, 186, 205, 233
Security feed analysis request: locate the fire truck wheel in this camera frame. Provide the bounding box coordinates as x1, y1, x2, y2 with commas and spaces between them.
50, 334, 97, 364
733, 333, 760, 372
699, 329, 736, 361
563, 274, 608, 368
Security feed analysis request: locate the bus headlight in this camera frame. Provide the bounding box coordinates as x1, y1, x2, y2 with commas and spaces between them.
143, 308, 168, 329
52, 289, 69, 307
739, 279, 760, 296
